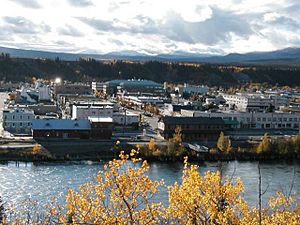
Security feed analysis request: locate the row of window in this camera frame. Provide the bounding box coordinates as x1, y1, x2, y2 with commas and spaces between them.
4, 115, 33, 120
4, 122, 31, 127
167, 124, 223, 130
224, 117, 300, 122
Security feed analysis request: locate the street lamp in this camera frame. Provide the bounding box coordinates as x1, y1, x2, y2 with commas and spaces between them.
55, 77, 62, 85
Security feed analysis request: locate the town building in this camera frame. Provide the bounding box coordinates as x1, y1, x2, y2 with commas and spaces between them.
3, 107, 35, 134
72, 104, 114, 120
113, 111, 139, 128
181, 110, 300, 129
13, 81, 52, 104
163, 103, 203, 116
54, 83, 91, 96
28, 104, 58, 115
88, 117, 114, 139
158, 116, 225, 141
36, 82, 51, 102
91, 82, 107, 94
105, 79, 165, 96
175, 83, 209, 97
221, 93, 289, 112
32, 119, 91, 139
121, 95, 167, 107
32, 118, 113, 140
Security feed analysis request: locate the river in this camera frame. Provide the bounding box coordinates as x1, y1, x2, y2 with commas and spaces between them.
0, 160, 299, 213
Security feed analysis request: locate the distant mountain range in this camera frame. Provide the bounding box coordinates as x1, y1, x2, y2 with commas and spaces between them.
1, 46, 300, 64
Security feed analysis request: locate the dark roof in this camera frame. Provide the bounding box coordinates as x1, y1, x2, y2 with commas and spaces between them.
160, 116, 224, 125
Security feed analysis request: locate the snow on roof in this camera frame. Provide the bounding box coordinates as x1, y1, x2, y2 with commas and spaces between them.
32, 119, 91, 130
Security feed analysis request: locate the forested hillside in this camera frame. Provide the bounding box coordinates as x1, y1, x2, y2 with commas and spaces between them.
0, 54, 299, 86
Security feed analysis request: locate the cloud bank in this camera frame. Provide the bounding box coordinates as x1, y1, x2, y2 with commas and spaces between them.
0, 0, 299, 54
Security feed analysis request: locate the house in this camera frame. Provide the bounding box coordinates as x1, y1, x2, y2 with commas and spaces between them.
158, 116, 225, 141
3, 107, 35, 135
32, 118, 114, 140
32, 119, 91, 139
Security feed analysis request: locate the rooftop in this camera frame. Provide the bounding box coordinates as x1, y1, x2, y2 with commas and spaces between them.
32, 119, 91, 130
160, 116, 224, 125
88, 117, 113, 123
107, 79, 162, 87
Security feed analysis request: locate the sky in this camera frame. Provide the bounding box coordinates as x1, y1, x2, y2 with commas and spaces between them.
0, 0, 299, 55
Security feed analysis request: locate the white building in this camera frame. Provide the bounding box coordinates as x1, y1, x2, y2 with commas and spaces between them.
113, 111, 139, 126
91, 82, 107, 93
221, 93, 289, 112
181, 109, 300, 129
36, 82, 51, 101
122, 95, 166, 106
3, 107, 35, 134
72, 105, 113, 120
175, 84, 209, 96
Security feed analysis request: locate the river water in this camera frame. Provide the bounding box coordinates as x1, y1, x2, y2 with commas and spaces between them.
0, 160, 299, 212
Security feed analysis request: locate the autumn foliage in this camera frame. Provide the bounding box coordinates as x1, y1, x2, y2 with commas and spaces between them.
2, 149, 300, 224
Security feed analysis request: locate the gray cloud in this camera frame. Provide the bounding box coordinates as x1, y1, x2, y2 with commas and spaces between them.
159, 9, 253, 45
108, 38, 124, 46
77, 17, 114, 31
0, 16, 51, 35
10, 0, 41, 8
67, 0, 93, 7
57, 25, 84, 37
268, 16, 300, 31
78, 7, 253, 45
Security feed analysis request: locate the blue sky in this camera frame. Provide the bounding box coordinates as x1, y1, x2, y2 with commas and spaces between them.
0, 0, 299, 55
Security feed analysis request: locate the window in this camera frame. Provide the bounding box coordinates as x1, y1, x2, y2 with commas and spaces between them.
28, 122, 31, 127
20, 122, 23, 127
12, 115, 15, 119
20, 115, 23, 119
12, 123, 15, 127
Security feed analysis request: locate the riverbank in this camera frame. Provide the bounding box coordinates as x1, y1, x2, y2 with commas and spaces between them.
0, 135, 299, 162
1, 144, 299, 163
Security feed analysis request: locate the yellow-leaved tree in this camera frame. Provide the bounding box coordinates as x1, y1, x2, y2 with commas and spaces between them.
168, 157, 247, 225
166, 126, 186, 158
58, 150, 164, 225
217, 131, 232, 154
256, 133, 271, 154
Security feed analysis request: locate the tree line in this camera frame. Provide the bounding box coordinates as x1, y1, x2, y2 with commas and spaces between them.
1, 56, 300, 86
